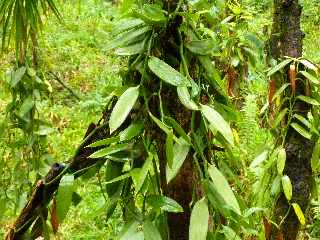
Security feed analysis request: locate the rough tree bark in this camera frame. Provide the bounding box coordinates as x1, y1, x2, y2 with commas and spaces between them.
269, 1, 314, 239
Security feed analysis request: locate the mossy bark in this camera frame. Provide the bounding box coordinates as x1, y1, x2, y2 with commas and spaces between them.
269, 1, 314, 239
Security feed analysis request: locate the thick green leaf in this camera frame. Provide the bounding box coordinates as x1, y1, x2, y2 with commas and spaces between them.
106, 26, 151, 51
143, 220, 162, 240
149, 112, 179, 143
272, 108, 287, 129
271, 175, 282, 197
11, 66, 26, 87
56, 175, 74, 223
134, 4, 167, 24
185, 39, 217, 55
109, 85, 140, 133
132, 154, 153, 192
166, 131, 174, 168
115, 40, 146, 56
89, 143, 129, 158
271, 83, 290, 102
282, 175, 292, 201
277, 148, 286, 175
299, 59, 318, 71
34, 125, 54, 136
300, 71, 319, 84
290, 123, 311, 139
148, 56, 190, 86
221, 226, 241, 240
208, 165, 241, 215
105, 161, 124, 197
147, 195, 183, 213
164, 116, 191, 144
87, 136, 120, 148
293, 114, 311, 129
118, 221, 144, 240
119, 122, 144, 142
296, 95, 320, 106
198, 56, 224, 94
166, 139, 190, 183
177, 86, 199, 110
200, 104, 234, 145
311, 141, 320, 172
189, 198, 209, 240
19, 96, 34, 117
113, 18, 146, 35
292, 203, 306, 225
267, 59, 292, 76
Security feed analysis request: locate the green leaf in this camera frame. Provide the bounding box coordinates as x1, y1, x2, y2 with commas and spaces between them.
177, 86, 199, 110
292, 203, 305, 225
164, 116, 191, 144
19, 97, 34, 117
282, 175, 292, 201
300, 71, 319, 84
105, 161, 124, 197
56, 175, 74, 223
149, 112, 178, 143
115, 40, 146, 56
271, 175, 282, 197
277, 148, 286, 175
109, 85, 140, 133
267, 59, 292, 76
299, 59, 318, 71
118, 221, 144, 240
293, 114, 311, 129
189, 198, 209, 240
147, 195, 183, 213
185, 39, 217, 55
166, 139, 190, 183
166, 131, 174, 168
272, 83, 290, 102
132, 154, 153, 192
272, 108, 287, 129
221, 226, 241, 240
311, 141, 320, 173
290, 123, 311, 140
148, 56, 190, 86
208, 165, 241, 215
106, 26, 151, 51
105, 172, 132, 184
113, 18, 146, 35
200, 104, 234, 145
87, 136, 120, 148
119, 122, 144, 142
198, 56, 225, 94
134, 4, 167, 24
296, 95, 320, 106
11, 66, 26, 87
89, 143, 129, 158
34, 125, 54, 136
143, 220, 162, 240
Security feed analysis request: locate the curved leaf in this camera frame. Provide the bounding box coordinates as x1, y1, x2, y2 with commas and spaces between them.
200, 104, 234, 145
189, 198, 209, 240
147, 195, 183, 213
208, 165, 241, 215
282, 175, 292, 201
109, 85, 140, 133
148, 56, 190, 86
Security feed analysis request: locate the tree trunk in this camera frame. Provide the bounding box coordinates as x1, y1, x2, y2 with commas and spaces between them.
269, 1, 314, 239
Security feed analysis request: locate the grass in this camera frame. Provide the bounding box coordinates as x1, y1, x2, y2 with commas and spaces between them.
0, 0, 123, 238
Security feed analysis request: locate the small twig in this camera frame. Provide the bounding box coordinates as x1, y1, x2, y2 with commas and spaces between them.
49, 71, 81, 100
